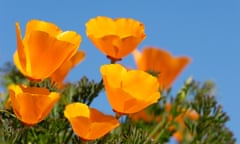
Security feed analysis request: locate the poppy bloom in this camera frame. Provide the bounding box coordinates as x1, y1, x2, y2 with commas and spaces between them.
166, 104, 199, 142
64, 102, 119, 141
86, 16, 146, 61
129, 108, 156, 122
100, 64, 160, 114
130, 103, 199, 142
133, 47, 191, 90
14, 19, 83, 81
172, 113, 198, 142
8, 84, 60, 125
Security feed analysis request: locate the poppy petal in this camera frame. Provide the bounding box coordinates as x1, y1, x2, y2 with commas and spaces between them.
133, 47, 191, 90
24, 31, 79, 79
86, 16, 145, 59
13, 20, 83, 81
50, 51, 85, 84
9, 84, 60, 125
100, 64, 160, 114
64, 102, 90, 119
14, 22, 26, 73
64, 102, 119, 140
86, 16, 115, 37
25, 19, 62, 38
100, 63, 126, 88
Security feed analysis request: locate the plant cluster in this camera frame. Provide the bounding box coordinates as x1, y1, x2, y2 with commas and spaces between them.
0, 16, 236, 144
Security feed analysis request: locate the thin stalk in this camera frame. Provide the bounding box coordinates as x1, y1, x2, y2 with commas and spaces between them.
143, 113, 168, 144
0, 109, 16, 118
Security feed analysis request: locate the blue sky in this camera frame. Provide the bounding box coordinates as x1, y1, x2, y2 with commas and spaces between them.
0, 0, 239, 142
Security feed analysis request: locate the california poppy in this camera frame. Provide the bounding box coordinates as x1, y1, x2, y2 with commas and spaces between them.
8, 84, 60, 125
133, 47, 191, 90
166, 103, 199, 142
86, 16, 146, 61
130, 103, 199, 142
100, 64, 160, 114
13, 19, 83, 81
64, 102, 119, 141
129, 108, 156, 122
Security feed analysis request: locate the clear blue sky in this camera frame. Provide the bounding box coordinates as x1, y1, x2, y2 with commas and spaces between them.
0, 0, 239, 142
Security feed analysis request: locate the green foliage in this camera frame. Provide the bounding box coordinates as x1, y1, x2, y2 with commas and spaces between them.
62, 76, 104, 106
0, 63, 236, 144
0, 62, 27, 87
187, 82, 236, 144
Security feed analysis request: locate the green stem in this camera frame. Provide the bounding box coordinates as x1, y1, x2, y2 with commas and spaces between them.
152, 122, 170, 144
0, 109, 17, 118
30, 127, 39, 142
64, 129, 74, 144
143, 113, 168, 144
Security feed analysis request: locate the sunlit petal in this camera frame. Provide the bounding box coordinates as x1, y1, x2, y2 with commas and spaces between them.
100, 64, 160, 114
9, 84, 60, 125
133, 47, 191, 90
13, 20, 83, 81
64, 102, 119, 141
86, 16, 145, 60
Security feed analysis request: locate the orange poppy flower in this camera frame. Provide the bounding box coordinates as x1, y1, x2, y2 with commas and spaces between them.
171, 112, 199, 142
129, 103, 199, 142
166, 103, 199, 142
13, 19, 83, 81
129, 108, 156, 122
64, 102, 119, 141
50, 50, 85, 86
133, 47, 191, 90
100, 64, 160, 114
86, 16, 146, 61
8, 84, 60, 125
